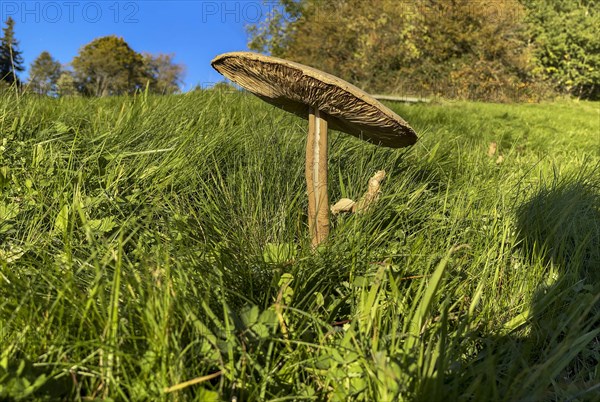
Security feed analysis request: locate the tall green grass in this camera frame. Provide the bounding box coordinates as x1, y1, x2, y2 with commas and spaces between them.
1, 90, 599, 401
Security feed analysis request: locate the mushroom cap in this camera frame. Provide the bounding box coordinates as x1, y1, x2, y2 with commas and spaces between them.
211, 52, 417, 148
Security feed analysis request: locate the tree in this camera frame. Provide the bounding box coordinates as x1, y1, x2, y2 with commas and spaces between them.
248, 0, 421, 90
410, 0, 533, 101
56, 71, 78, 97
28, 51, 62, 96
72, 36, 148, 96
248, 0, 535, 101
247, 0, 305, 57
0, 17, 25, 85
522, 0, 599, 100
142, 53, 185, 94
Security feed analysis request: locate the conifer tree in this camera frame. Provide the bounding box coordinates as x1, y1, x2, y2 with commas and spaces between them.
29, 51, 62, 96
0, 17, 25, 85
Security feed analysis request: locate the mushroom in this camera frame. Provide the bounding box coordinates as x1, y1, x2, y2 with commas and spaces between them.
331, 170, 387, 215
211, 52, 417, 247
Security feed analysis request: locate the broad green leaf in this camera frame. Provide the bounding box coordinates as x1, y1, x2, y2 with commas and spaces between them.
53, 204, 70, 236
240, 304, 259, 327
263, 242, 296, 264
88, 216, 117, 233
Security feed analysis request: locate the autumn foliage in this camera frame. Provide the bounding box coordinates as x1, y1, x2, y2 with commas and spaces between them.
249, 0, 598, 101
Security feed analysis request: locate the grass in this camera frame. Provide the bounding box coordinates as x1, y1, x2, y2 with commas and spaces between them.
0, 89, 599, 401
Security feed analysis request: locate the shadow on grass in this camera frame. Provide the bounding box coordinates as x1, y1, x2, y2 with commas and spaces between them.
503, 177, 600, 400
479, 175, 600, 400
516, 179, 600, 285
516, 176, 600, 335
419, 174, 600, 401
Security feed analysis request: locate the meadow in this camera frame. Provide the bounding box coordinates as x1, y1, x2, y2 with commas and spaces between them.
0, 89, 599, 401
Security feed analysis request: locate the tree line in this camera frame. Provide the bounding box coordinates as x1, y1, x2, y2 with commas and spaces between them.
248, 0, 599, 101
0, 17, 184, 97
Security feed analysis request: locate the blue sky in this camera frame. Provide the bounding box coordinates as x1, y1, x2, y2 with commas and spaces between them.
1, 0, 277, 90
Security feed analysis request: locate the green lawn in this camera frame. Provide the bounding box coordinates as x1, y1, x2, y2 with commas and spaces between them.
1, 90, 599, 401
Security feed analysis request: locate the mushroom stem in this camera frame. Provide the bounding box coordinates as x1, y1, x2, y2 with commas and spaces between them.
307, 107, 329, 247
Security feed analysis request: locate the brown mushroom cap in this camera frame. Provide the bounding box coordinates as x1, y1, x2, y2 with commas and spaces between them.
211, 52, 417, 148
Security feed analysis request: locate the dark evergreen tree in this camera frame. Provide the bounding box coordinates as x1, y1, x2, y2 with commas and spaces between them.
0, 17, 25, 85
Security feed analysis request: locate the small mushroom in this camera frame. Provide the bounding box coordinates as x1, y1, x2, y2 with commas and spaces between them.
211, 52, 417, 247
331, 170, 387, 215
354, 170, 387, 214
